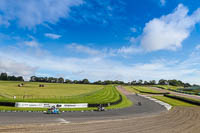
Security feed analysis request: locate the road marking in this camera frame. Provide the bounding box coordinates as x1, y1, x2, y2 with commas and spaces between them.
57, 118, 70, 124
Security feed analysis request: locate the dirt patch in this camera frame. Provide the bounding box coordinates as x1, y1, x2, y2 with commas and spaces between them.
117, 86, 133, 95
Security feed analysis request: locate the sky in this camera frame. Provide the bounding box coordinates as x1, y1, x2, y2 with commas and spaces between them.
0, 0, 200, 84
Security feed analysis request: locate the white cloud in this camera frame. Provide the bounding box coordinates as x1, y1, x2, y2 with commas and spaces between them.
1, 45, 200, 84
24, 40, 39, 47
0, 0, 83, 28
141, 4, 200, 52
66, 43, 101, 55
117, 45, 142, 55
130, 27, 137, 32
0, 57, 37, 80
45, 33, 61, 39
195, 44, 200, 50
160, 0, 166, 6
121, 4, 200, 54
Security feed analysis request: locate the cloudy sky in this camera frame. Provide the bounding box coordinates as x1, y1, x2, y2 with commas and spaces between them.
0, 0, 200, 84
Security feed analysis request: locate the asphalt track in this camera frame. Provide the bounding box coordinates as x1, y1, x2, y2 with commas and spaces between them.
0, 94, 166, 125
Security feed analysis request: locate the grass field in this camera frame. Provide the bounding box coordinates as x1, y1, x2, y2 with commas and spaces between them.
0, 81, 103, 98
153, 85, 182, 90
124, 86, 162, 94
0, 81, 132, 111
0, 84, 121, 104
152, 96, 196, 107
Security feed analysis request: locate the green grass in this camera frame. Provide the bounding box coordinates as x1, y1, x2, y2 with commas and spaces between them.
0, 81, 132, 111
0, 92, 133, 111
0, 81, 103, 98
0, 85, 122, 104
106, 93, 132, 109
153, 85, 182, 90
123, 86, 140, 93
152, 96, 196, 107
124, 86, 162, 94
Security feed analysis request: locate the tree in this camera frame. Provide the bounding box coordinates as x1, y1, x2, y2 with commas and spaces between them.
94, 80, 102, 85
184, 83, 191, 88
168, 79, 184, 86
144, 81, 149, 85
137, 80, 143, 85
16, 76, 24, 81
0, 73, 8, 80
58, 77, 64, 83
131, 80, 137, 85
158, 79, 168, 85
82, 79, 90, 84
73, 80, 79, 84
65, 79, 72, 84
149, 80, 156, 85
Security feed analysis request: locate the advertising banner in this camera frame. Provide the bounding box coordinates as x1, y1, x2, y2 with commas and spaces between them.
15, 102, 88, 108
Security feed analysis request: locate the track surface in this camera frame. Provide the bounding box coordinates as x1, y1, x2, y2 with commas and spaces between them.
0, 94, 166, 125
0, 86, 200, 133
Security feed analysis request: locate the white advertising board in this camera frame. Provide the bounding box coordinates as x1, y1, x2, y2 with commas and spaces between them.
15, 102, 88, 108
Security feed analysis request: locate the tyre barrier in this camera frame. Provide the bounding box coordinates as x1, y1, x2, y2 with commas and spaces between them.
0, 102, 15, 107
164, 94, 200, 106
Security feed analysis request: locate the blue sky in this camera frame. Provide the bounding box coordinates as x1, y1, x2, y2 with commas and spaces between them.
0, 0, 200, 84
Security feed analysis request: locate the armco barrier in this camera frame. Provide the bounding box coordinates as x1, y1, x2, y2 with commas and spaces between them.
164, 94, 200, 106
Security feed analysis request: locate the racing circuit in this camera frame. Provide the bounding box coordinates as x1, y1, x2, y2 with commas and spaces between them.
0, 86, 200, 133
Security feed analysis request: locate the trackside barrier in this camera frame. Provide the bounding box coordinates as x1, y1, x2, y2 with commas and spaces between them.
15, 102, 88, 108
88, 95, 122, 107
164, 94, 200, 106
0, 102, 15, 107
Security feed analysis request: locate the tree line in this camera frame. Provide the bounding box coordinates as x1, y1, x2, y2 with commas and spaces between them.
30, 76, 194, 87
0, 73, 24, 81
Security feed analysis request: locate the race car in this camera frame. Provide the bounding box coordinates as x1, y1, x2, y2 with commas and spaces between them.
47, 106, 60, 114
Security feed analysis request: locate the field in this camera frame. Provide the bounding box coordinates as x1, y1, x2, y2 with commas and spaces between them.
153, 85, 182, 90
124, 86, 162, 94
151, 96, 196, 106
0, 81, 103, 98
0, 81, 132, 111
